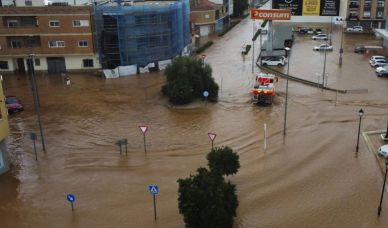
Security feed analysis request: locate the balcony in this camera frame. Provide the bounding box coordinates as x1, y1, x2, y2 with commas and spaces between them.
2, 16, 38, 28
6, 36, 41, 49
349, 3, 359, 9
347, 15, 359, 20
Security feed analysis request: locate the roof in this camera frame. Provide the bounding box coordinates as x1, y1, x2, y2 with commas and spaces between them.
191, 0, 221, 11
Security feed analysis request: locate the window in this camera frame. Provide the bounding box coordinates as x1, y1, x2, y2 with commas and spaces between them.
377, 11, 384, 18
0, 61, 9, 69
35, 58, 40, 66
25, 0, 32, 6
48, 41, 65, 48
363, 11, 371, 18
49, 20, 60, 27
7, 20, 18, 28
72, 20, 89, 27
377, 1, 385, 7
78, 40, 88, 47
10, 40, 21, 48
83, 59, 93, 67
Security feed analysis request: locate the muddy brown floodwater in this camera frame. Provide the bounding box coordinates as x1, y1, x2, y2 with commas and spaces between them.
2, 18, 388, 227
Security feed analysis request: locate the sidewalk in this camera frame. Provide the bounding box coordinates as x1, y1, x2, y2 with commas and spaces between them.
364, 130, 388, 174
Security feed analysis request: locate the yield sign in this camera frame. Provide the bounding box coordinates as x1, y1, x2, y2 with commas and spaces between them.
139, 125, 148, 134
208, 133, 216, 142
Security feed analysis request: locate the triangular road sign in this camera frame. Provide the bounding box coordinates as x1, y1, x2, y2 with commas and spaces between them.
208, 133, 216, 141
139, 126, 148, 134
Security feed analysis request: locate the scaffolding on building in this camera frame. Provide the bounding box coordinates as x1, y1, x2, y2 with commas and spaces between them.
94, 0, 190, 69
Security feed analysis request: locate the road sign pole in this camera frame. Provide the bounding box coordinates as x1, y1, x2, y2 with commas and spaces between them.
264, 123, 267, 150
211, 140, 214, 150
71, 202, 74, 211
33, 140, 37, 161
153, 194, 157, 221
119, 143, 122, 155
125, 142, 128, 156
143, 134, 147, 153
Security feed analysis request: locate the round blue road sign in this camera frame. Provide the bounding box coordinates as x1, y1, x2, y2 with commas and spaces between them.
203, 91, 209, 97
67, 194, 75, 202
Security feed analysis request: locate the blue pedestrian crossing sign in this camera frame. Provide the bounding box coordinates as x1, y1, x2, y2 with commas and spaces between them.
148, 185, 159, 195
66, 194, 75, 202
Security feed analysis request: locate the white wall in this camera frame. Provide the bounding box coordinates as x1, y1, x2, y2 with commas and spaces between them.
65, 55, 100, 70
15, 0, 45, 6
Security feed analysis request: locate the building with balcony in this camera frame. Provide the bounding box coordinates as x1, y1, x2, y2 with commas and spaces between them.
190, 0, 230, 36
0, 78, 10, 175
94, 0, 190, 70
0, 2, 100, 74
346, 0, 388, 29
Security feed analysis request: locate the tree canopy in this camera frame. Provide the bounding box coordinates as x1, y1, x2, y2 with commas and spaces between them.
162, 56, 219, 105
177, 147, 240, 228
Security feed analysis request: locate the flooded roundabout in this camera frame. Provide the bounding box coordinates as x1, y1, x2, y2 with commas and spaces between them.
2, 18, 388, 227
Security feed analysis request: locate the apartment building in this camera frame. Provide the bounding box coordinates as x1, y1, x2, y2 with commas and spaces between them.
0, 2, 100, 74
347, 0, 388, 29
0, 78, 10, 175
94, 0, 190, 70
190, 0, 230, 36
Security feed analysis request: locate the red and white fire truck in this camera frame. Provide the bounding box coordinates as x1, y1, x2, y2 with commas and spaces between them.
250, 73, 277, 105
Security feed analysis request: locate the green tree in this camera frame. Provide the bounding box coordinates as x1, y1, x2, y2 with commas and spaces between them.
207, 146, 240, 176
162, 56, 219, 105
233, 0, 249, 17
177, 168, 238, 228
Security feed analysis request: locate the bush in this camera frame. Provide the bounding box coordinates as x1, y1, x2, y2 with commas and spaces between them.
178, 168, 238, 228
163, 56, 219, 105
207, 146, 240, 176
196, 41, 214, 54
177, 147, 240, 228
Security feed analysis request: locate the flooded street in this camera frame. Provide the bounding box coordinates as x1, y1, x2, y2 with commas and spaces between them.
2, 17, 388, 227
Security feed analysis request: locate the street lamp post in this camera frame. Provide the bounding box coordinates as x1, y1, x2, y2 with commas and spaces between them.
322, 38, 328, 90
283, 47, 291, 136
329, 16, 333, 45
337, 18, 344, 66
356, 108, 364, 153
28, 54, 46, 153
378, 158, 388, 216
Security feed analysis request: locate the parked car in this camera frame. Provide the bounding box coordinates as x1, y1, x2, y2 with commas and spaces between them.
314, 28, 323, 34
370, 59, 388, 67
377, 71, 388, 77
313, 44, 333, 51
369, 56, 387, 64
298, 28, 308, 34
375, 65, 388, 73
346, 26, 363, 32
312, 34, 328, 40
5, 96, 23, 113
307, 28, 314, 34
261, 56, 286, 66
378, 145, 388, 158
354, 46, 366, 53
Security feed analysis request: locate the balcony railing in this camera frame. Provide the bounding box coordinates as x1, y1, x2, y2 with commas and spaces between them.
349, 3, 359, 8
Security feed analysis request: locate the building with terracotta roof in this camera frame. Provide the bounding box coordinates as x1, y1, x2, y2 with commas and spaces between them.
190, 0, 231, 36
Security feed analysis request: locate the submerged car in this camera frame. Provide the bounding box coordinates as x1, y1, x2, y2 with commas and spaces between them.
378, 145, 388, 158
370, 59, 388, 67
312, 34, 328, 40
6, 96, 23, 113
313, 44, 333, 51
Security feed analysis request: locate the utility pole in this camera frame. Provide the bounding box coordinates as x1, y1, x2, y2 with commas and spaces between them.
28, 54, 46, 153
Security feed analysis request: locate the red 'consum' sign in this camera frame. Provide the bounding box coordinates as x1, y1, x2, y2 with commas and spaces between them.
251, 9, 291, 20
